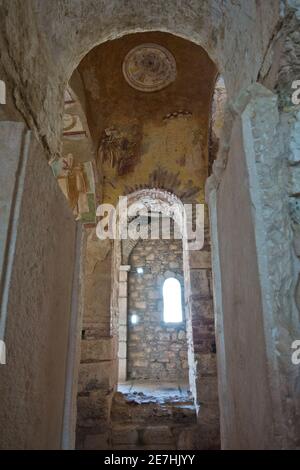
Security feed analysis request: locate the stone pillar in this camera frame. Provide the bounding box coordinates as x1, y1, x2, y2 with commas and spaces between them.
240, 84, 298, 447
206, 182, 229, 448
186, 226, 220, 449
118, 265, 130, 382
206, 83, 299, 449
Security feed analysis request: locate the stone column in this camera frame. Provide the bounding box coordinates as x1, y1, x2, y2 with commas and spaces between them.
185, 223, 220, 449
118, 265, 131, 382
206, 180, 229, 448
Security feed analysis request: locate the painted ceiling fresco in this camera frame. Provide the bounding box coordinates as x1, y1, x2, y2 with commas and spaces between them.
78, 32, 217, 208
53, 32, 218, 222
122, 43, 177, 92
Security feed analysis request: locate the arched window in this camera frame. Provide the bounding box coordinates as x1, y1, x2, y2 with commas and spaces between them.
163, 277, 183, 323
0, 80, 6, 104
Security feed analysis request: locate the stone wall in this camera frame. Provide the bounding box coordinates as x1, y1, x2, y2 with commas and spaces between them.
206, 80, 300, 448
0, 1, 280, 160
214, 117, 275, 449
0, 124, 77, 449
266, 7, 300, 445
76, 232, 118, 450
127, 237, 188, 382
184, 219, 220, 449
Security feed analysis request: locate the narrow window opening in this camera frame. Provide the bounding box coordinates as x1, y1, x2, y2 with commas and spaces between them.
131, 314, 138, 325
163, 277, 183, 323
0, 80, 6, 104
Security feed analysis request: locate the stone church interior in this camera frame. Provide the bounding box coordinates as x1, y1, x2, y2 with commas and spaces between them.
0, 0, 300, 451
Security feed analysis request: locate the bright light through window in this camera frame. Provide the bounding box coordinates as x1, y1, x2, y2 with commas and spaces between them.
131, 314, 138, 325
163, 277, 183, 323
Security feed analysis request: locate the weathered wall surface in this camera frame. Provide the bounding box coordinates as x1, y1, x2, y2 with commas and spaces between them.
1, 1, 280, 158
0, 128, 77, 449
76, 231, 118, 450
276, 10, 300, 445
127, 237, 188, 382
80, 232, 112, 336
204, 3, 300, 445
216, 118, 275, 449
184, 223, 220, 449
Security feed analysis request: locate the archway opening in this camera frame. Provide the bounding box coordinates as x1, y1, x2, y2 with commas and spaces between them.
54, 31, 223, 450
117, 209, 190, 397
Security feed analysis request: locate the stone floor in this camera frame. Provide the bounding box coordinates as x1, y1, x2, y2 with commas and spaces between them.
111, 381, 197, 449
118, 380, 190, 400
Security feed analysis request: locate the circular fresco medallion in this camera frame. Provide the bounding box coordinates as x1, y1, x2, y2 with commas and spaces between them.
122, 43, 177, 92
